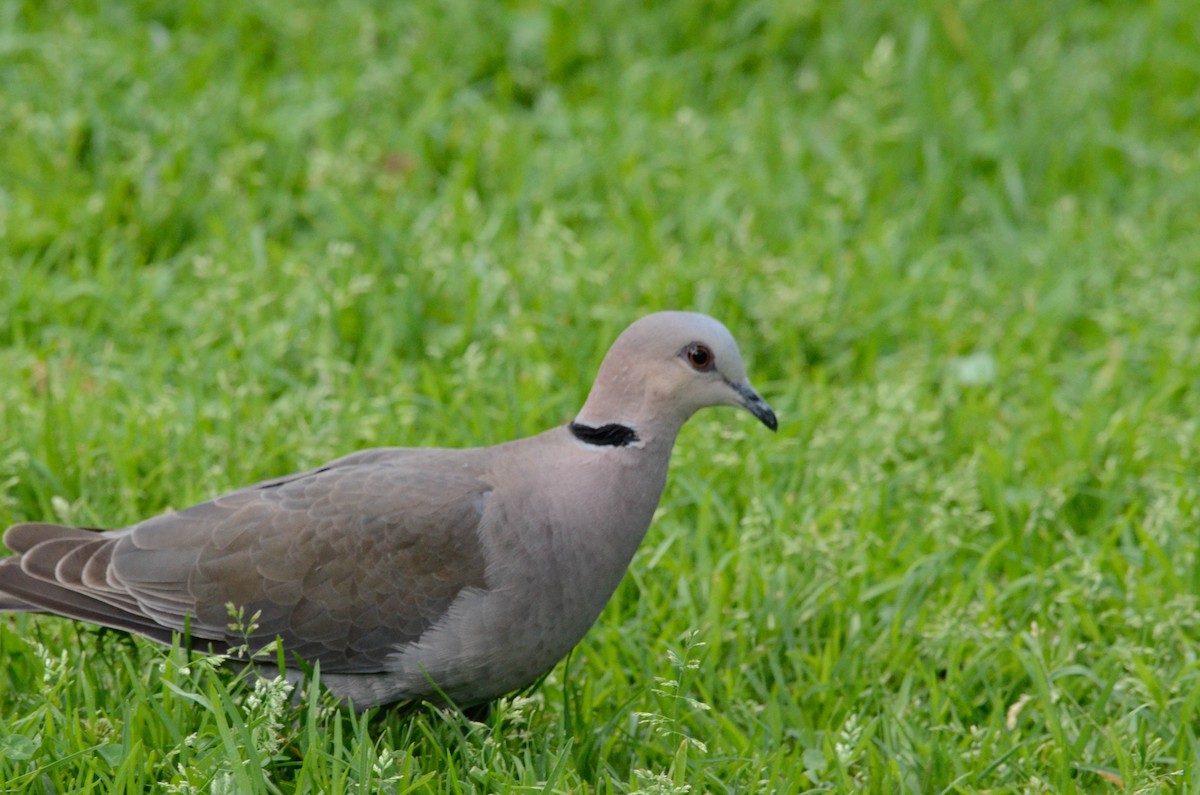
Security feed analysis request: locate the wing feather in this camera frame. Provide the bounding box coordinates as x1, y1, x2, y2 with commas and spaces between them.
0, 449, 492, 673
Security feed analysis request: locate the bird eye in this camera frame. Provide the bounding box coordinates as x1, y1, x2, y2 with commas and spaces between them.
685, 343, 714, 371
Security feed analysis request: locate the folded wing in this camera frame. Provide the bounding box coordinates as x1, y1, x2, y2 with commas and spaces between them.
0, 449, 491, 673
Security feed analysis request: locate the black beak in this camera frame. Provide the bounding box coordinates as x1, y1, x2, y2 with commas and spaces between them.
732, 382, 778, 432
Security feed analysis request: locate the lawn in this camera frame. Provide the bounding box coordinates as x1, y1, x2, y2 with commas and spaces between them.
2, 0, 1199, 791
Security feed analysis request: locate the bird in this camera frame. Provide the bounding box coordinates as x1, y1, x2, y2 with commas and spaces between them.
0, 311, 776, 711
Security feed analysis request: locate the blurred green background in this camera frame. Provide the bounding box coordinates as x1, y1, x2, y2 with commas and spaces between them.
1, 0, 1199, 791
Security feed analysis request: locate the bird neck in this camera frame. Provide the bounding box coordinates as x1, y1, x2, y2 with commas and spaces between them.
574, 367, 689, 450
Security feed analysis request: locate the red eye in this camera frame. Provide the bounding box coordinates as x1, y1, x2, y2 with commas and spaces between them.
685, 343, 714, 371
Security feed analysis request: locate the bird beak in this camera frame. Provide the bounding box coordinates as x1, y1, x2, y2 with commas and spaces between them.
731, 382, 778, 431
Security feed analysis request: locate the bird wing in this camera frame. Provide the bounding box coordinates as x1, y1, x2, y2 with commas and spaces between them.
0, 448, 492, 673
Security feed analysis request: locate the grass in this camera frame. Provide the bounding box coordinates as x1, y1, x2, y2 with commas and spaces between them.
1, 0, 1199, 790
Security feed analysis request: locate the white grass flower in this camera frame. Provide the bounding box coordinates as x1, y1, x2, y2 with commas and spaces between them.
245, 675, 294, 758
631, 769, 692, 795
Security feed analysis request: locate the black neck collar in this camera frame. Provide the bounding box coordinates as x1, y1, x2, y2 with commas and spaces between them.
569, 422, 639, 447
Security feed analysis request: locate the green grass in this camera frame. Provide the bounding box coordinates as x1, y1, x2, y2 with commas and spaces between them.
2, 0, 1199, 790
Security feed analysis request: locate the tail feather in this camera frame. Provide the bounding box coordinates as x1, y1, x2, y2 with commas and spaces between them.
0, 558, 179, 644
4, 523, 101, 554
0, 593, 37, 612
0, 525, 196, 646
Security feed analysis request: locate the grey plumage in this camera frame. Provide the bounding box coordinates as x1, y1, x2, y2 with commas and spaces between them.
0, 312, 776, 709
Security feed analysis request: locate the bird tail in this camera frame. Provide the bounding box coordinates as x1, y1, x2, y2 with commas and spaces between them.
0, 593, 37, 611
1, 522, 106, 613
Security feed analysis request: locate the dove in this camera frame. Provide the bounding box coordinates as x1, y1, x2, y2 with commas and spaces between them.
0, 311, 776, 710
